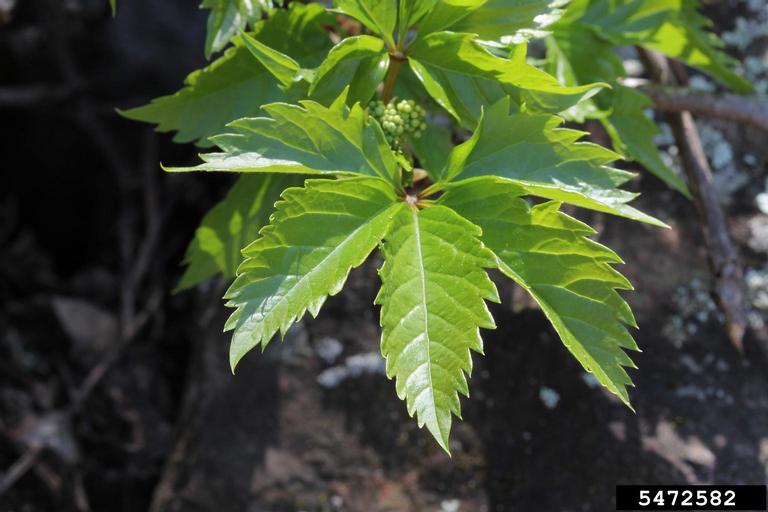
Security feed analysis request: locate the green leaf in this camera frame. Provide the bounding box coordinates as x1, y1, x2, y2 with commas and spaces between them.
408, 31, 605, 127
545, 31, 688, 194
226, 177, 401, 368
201, 0, 269, 59
333, 0, 397, 47
439, 179, 639, 405
122, 4, 332, 146
310, 36, 390, 106
418, 0, 485, 36
440, 97, 666, 226
427, 0, 567, 42
559, 0, 672, 38
176, 174, 303, 291
643, 2, 753, 93
109, 0, 116, 16
165, 95, 401, 184
247, 3, 334, 69
411, 123, 453, 180
543, 31, 615, 123
398, 0, 437, 36
602, 86, 689, 196
376, 205, 499, 451
239, 30, 300, 88
547, 25, 625, 87
548, 4, 708, 195
121, 44, 284, 146
560, 0, 752, 93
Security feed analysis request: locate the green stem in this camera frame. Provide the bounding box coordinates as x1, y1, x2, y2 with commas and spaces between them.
381, 53, 404, 104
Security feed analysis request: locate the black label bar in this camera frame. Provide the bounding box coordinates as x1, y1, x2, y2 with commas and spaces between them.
616, 485, 767, 510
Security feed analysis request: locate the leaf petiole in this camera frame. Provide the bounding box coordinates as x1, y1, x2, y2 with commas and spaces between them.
419, 182, 443, 198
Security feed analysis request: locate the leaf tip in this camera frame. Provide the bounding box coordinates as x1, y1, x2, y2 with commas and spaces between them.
161, 162, 190, 174
171, 281, 189, 295
229, 352, 241, 374
434, 433, 452, 456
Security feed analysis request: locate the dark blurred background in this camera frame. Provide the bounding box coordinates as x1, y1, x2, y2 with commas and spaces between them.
1, 1, 768, 511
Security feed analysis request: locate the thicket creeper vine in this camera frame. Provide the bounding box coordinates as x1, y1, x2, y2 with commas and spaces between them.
118, 0, 752, 452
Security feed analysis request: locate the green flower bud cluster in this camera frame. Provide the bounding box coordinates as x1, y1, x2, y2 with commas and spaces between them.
369, 99, 426, 152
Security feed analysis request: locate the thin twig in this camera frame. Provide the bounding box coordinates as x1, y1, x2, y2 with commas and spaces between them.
624, 79, 768, 132
639, 48, 747, 350
73, 470, 92, 512
0, 286, 162, 498
70, 290, 161, 413
669, 113, 747, 347
0, 446, 43, 495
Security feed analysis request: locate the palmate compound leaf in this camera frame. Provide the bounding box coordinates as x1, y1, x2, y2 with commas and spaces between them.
176, 174, 303, 291
546, 0, 753, 194
438, 97, 667, 227
376, 205, 499, 451
225, 177, 403, 368
546, 26, 690, 195
561, 0, 752, 93
407, 31, 606, 128
164, 93, 401, 185
122, 3, 332, 146
439, 178, 640, 405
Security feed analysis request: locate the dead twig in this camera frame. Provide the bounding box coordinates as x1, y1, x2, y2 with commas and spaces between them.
669, 113, 747, 347
0, 287, 163, 499
0, 446, 43, 496
639, 49, 747, 350
624, 79, 768, 133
